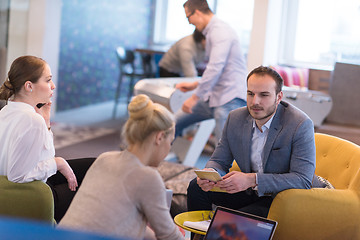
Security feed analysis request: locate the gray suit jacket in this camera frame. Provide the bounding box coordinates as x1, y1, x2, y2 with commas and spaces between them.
206, 101, 316, 197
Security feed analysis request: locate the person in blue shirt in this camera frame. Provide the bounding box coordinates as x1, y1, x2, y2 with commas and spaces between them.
175, 0, 248, 143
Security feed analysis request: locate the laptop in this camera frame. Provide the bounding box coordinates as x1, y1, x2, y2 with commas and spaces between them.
204, 206, 277, 240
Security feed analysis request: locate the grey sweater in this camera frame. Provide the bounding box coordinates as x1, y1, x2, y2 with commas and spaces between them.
59, 150, 183, 240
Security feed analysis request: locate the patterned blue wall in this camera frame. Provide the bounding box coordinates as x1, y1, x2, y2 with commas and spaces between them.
57, 0, 153, 111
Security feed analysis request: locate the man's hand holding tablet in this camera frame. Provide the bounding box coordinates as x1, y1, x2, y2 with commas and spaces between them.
194, 169, 222, 182
194, 168, 227, 193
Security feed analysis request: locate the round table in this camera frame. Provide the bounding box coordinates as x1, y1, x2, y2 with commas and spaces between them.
174, 210, 212, 236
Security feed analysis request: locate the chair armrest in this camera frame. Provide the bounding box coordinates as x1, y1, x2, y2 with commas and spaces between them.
350, 169, 360, 193
0, 176, 54, 223
268, 188, 360, 240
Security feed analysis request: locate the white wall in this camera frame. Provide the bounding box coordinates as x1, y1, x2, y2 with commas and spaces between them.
7, 0, 28, 67
7, 0, 62, 113
247, 0, 284, 71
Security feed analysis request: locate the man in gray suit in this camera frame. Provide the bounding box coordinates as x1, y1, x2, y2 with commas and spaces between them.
187, 66, 316, 218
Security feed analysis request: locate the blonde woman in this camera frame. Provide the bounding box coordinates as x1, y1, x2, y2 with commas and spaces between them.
59, 94, 185, 240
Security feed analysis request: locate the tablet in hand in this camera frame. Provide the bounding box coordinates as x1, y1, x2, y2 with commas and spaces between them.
194, 170, 222, 182
194, 170, 226, 193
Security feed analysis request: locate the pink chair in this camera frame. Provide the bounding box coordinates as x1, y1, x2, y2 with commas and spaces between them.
271, 65, 309, 89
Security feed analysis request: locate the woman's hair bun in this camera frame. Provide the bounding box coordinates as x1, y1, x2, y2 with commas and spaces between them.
128, 94, 154, 120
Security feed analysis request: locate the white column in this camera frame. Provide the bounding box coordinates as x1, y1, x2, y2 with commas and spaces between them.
7, 0, 62, 113
247, 0, 284, 71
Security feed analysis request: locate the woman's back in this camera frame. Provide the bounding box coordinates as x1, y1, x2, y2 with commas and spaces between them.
59, 150, 181, 240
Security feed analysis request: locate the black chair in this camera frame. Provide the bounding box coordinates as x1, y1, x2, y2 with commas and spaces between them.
113, 47, 144, 118
140, 53, 157, 79
113, 47, 158, 118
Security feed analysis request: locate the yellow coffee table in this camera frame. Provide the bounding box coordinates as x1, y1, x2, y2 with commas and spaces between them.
174, 210, 212, 236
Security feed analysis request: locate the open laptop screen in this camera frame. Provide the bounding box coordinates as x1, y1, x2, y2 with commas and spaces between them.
204, 206, 277, 240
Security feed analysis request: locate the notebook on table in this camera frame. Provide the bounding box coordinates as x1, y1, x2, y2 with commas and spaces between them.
204, 206, 277, 240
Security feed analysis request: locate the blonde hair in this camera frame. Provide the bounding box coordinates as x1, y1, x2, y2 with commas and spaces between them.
122, 94, 175, 145
0, 55, 46, 100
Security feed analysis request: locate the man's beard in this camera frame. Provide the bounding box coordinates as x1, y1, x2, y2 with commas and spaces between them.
248, 100, 277, 121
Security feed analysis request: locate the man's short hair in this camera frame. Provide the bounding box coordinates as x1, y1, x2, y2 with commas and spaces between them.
247, 66, 284, 94
183, 0, 212, 14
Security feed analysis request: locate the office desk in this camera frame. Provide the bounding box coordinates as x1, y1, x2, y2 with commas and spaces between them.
135, 45, 170, 78
175, 210, 212, 240
135, 44, 169, 55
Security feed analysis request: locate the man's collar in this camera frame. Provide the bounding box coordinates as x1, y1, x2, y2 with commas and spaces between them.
252, 114, 275, 132
202, 15, 216, 35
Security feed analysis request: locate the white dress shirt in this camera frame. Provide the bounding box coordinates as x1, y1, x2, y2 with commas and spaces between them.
251, 116, 274, 174
0, 101, 57, 182
196, 16, 248, 107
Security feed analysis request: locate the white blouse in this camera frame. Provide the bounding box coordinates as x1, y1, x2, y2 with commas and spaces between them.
0, 101, 57, 182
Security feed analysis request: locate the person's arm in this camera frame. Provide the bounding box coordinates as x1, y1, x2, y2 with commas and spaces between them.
35, 102, 78, 190
175, 81, 199, 113
54, 157, 78, 191
203, 111, 254, 193
175, 81, 198, 92
181, 94, 198, 113
215, 171, 257, 194
205, 112, 236, 176
35, 101, 52, 129
138, 169, 184, 240
195, 168, 219, 192
256, 118, 316, 196
8, 122, 57, 182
